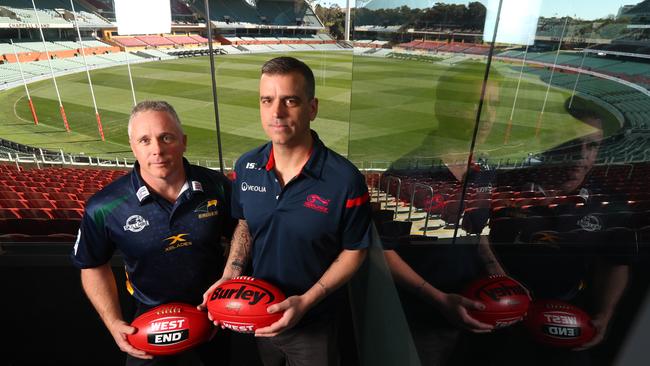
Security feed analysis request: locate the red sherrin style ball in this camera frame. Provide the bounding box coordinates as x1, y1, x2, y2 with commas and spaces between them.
463, 275, 531, 328
206, 276, 286, 333
127, 302, 213, 356
524, 299, 596, 348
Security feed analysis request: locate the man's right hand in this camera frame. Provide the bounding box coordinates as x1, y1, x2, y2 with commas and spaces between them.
198, 278, 228, 324
108, 319, 152, 359
437, 293, 494, 333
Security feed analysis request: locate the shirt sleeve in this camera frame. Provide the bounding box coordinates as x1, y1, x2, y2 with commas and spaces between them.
70, 202, 115, 269
341, 172, 372, 250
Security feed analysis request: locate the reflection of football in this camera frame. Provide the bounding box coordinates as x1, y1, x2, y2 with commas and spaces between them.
463, 275, 531, 328
206, 276, 286, 333
524, 299, 596, 348
127, 303, 213, 356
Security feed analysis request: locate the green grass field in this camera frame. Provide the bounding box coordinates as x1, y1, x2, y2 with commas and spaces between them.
0, 51, 601, 168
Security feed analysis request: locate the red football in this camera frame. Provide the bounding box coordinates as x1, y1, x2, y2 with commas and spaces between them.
206, 276, 286, 333
463, 275, 531, 328
127, 303, 213, 356
524, 299, 596, 348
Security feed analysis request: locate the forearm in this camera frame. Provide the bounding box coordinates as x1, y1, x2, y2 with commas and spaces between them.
477, 235, 506, 275
592, 261, 629, 320
384, 249, 446, 305
222, 219, 252, 279
81, 264, 123, 328
302, 249, 368, 307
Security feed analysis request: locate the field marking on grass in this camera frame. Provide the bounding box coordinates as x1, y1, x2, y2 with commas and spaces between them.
13, 95, 33, 124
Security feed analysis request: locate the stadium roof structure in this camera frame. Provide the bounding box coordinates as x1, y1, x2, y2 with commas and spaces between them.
358, 0, 433, 11
623, 0, 650, 15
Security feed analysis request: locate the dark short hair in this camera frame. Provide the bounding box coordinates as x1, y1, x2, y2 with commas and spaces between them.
128, 100, 183, 138
261, 56, 315, 99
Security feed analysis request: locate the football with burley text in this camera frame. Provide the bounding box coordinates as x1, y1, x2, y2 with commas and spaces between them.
207, 276, 286, 333
463, 275, 531, 328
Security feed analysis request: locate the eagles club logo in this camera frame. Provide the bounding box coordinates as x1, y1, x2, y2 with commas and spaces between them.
195, 199, 219, 219
123, 215, 149, 232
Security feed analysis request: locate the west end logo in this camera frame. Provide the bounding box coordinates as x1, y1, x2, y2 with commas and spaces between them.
124, 215, 149, 232
146, 317, 190, 345
241, 182, 267, 193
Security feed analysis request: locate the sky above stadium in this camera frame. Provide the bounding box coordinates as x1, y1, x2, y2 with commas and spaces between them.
314, 0, 642, 20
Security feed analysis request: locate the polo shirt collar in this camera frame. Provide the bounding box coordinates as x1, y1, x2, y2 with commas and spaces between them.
263, 130, 326, 179
130, 158, 204, 204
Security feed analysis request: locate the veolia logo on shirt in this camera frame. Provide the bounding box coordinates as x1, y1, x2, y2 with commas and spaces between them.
241, 182, 267, 193
123, 215, 149, 232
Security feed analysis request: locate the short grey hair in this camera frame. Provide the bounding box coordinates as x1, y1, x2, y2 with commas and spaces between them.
128, 100, 183, 139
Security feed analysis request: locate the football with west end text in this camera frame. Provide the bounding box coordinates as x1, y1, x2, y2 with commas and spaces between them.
127, 303, 214, 356
524, 299, 596, 348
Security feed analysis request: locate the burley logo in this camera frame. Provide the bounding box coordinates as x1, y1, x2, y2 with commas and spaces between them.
241, 182, 267, 193
210, 284, 275, 306
472, 281, 526, 302
146, 317, 190, 345
303, 194, 330, 214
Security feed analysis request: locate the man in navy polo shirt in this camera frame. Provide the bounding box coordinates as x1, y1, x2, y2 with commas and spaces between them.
202, 56, 371, 366
72, 101, 236, 365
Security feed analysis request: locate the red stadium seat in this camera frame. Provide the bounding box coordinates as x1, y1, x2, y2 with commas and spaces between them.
77, 192, 95, 202
53, 200, 85, 210
47, 192, 75, 201
0, 208, 19, 219
58, 187, 81, 194
0, 199, 29, 209
20, 192, 49, 200
25, 199, 56, 209
14, 208, 53, 220
51, 209, 84, 220
0, 191, 22, 200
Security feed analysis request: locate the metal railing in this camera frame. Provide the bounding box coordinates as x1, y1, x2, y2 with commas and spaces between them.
407, 183, 435, 236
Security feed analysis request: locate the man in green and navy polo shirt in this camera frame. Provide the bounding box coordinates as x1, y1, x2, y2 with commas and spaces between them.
202, 56, 372, 366
72, 101, 236, 365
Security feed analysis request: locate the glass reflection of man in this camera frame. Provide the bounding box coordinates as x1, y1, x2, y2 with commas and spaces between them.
382, 62, 507, 365
485, 99, 631, 366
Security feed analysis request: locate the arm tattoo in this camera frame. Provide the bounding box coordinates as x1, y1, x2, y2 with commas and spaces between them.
229, 221, 252, 275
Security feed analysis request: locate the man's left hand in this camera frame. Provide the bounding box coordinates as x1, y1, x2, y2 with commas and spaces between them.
573, 315, 608, 351
254, 295, 309, 337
